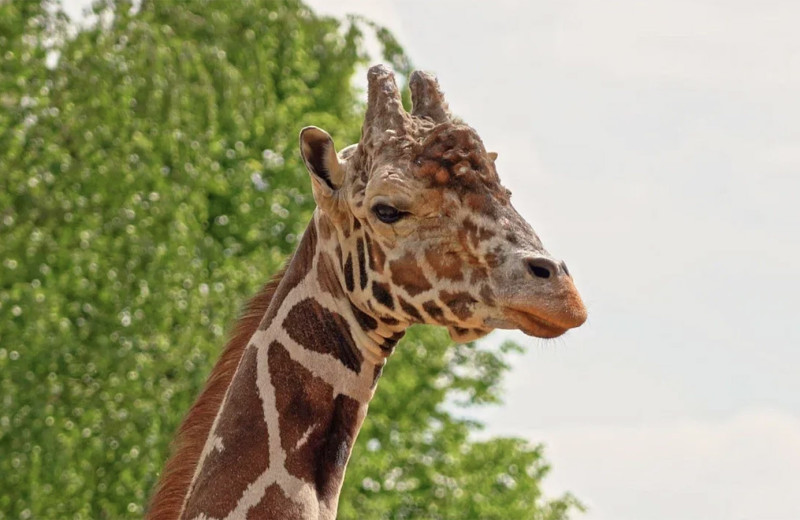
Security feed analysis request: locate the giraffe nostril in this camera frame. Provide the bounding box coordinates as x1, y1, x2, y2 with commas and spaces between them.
530, 265, 551, 279
525, 257, 558, 280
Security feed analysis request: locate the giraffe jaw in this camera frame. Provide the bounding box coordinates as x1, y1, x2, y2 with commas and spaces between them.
499, 308, 573, 339
446, 326, 493, 343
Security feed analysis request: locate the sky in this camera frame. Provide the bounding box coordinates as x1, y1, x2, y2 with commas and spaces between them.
61, 1, 800, 519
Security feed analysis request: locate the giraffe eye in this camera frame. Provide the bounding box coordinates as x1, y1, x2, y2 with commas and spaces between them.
372, 203, 405, 224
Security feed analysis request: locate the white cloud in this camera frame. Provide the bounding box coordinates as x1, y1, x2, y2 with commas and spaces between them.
760, 143, 800, 170
518, 409, 800, 520
544, 0, 800, 93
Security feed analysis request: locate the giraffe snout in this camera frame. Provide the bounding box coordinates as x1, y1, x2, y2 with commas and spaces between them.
493, 255, 587, 338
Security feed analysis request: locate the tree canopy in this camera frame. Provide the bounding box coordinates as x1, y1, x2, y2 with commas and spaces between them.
0, 1, 582, 518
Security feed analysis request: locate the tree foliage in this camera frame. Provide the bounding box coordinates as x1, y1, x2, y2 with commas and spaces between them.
0, 1, 582, 518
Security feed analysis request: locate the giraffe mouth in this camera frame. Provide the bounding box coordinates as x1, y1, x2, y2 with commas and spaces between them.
502, 308, 570, 339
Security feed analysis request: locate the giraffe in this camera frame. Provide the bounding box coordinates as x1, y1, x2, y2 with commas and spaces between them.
146, 65, 587, 520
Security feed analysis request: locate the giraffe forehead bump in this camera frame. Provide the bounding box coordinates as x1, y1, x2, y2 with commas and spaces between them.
356, 66, 501, 193
340, 66, 511, 234
358, 125, 506, 201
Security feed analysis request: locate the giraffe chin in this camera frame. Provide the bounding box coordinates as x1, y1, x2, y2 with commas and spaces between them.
501, 308, 570, 339
447, 326, 492, 343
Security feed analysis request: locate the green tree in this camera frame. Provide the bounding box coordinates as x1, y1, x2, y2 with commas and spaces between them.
0, 1, 582, 518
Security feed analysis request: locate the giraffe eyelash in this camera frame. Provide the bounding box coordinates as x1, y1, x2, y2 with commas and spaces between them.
372, 203, 408, 224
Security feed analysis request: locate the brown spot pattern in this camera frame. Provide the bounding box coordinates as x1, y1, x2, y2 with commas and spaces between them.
343, 253, 355, 292
381, 316, 400, 326
247, 484, 304, 519
470, 266, 489, 284
259, 224, 317, 330
452, 326, 470, 337
372, 281, 394, 309
356, 237, 368, 290
440, 290, 478, 321
425, 249, 463, 281
267, 341, 364, 506
381, 331, 405, 353
317, 215, 334, 241
365, 233, 385, 274
479, 284, 496, 306
457, 227, 472, 255
422, 300, 447, 324
268, 341, 335, 484
372, 363, 384, 389
398, 297, 423, 322
182, 346, 269, 520
372, 239, 386, 274
389, 252, 432, 296
350, 302, 378, 331
316, 395, 363, 505
462, 217, 494, 250
317, 251, 344, 299
284, 298, 362, 374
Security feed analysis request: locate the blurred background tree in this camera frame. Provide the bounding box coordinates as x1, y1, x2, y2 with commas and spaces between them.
0, 1, 582, 518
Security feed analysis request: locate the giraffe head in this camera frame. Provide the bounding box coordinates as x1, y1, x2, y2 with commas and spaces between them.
300, 65, 586, 343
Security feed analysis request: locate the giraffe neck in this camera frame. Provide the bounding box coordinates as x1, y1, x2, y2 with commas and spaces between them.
179, 212, 402, 520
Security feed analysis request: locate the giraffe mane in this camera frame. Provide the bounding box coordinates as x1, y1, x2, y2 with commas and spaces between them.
145, 265, 288, 520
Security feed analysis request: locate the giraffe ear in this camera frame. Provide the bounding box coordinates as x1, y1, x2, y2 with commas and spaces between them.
300, 126, 344, 196
488, 151, 498, 162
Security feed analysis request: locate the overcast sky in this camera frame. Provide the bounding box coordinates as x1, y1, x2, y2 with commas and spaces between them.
62, 1, 800, 519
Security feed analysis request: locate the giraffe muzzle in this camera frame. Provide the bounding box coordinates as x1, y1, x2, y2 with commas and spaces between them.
495, 257, 588, 338
502, 307, 573, 338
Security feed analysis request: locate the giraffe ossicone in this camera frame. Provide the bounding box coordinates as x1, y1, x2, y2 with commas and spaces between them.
147, 64, 587, 520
